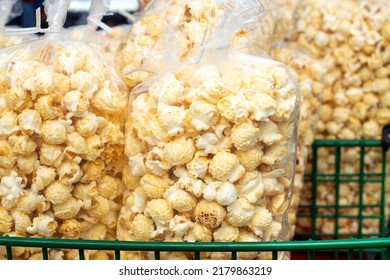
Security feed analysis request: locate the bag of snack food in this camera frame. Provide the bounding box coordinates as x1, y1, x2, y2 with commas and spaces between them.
117, 0, 276, 89
270, 42, 325, 238
0, 0, 127, 260
118, 4, 300, 260
289, 0, 390, 238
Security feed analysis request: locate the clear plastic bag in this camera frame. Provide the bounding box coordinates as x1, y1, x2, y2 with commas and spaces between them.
117, 0, 274, 89
0, 0, 127, 260
118, 5, 300, 260
269, 42, 325, 238
0, 0, 35, 48
289, 0, 390, 237
64, 0, 121, 63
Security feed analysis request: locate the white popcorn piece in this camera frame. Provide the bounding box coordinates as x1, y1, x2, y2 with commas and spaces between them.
258, 121, 283, 146
41, 120, 71, 145
249, 207, 273, 237
173, 174, 206, 198
213, 222, 239, 242
18, 109, 42, 135
145, 147, 172, 176
195, 132, 232, 155
27, 215, 57, 237
186, 153, 209, 178
144, 198, 174, 226
226, 198, 255, 227
149, 74, 185, 105
247, 93, 277, 122
217, 92, 251, 124
183, 222, 212, 242
131, 188, 147, 214
64, 90, 90, 118
209, 151, 245, 183
189, 100, 220, 131
237, 171, 265, 204
157, 102, 187, 136
0, 171, 26, 209
0, 110, 20, 137
231, 121, 260, 150
34, 95, 65, 120
9, 135, 37, 156
70, 71, 99, 99
12, 211, 32, 234
56, 160, 83, 185
169, 215, 193, 237
202, 181, 237, 206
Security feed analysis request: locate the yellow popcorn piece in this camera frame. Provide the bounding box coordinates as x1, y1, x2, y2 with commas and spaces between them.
209, 151, 245, 183
140, 174, 170, 199
163, 137, 195, 166
164, 186, 197, 212
213, 222, 239, 242
26, 215, 57, 237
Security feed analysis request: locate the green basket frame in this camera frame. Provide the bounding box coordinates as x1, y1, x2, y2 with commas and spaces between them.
1, 139, 389, 260
297, 139, 387, 240
1, 236, 390, 260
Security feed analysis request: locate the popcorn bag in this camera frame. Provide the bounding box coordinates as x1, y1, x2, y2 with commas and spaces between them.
269, 42, 325, 238
0, 0, 127, 260
118, 5, 300, 260
117, 0, 275, 90
289, 0, 390, 237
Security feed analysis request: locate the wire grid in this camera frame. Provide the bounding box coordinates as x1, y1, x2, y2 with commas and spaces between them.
297, 139, 387, 240
1, 236, 390, 260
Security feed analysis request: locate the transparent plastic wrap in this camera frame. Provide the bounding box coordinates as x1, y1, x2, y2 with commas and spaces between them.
65, 0, 120, 63
272, 0, 299, 39
0, 0, 127, 260
0, 0, 35, 47
118, 7, 300, 260
269, 42, 325, 238
289, 0, 390, 237
117, 0, 274, 90
138, 0, 151, 11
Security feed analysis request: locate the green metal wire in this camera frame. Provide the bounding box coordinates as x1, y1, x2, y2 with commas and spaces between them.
0, 139, 388, 260
298, 139, 387, 239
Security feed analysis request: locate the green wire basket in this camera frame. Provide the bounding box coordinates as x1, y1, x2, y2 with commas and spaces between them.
296, 139, 388, 240
1, 136, 390, 260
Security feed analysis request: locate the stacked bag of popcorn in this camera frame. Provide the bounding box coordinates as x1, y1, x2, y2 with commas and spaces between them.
117, 0, 279, 90
289, 0, 390, 236
269, 42, 325, 237
0, 0, 127, 260
117, 1, 300, 260
0, 0, 34, 48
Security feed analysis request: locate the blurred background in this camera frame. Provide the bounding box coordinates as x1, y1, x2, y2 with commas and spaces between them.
8, 0, 139, 28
